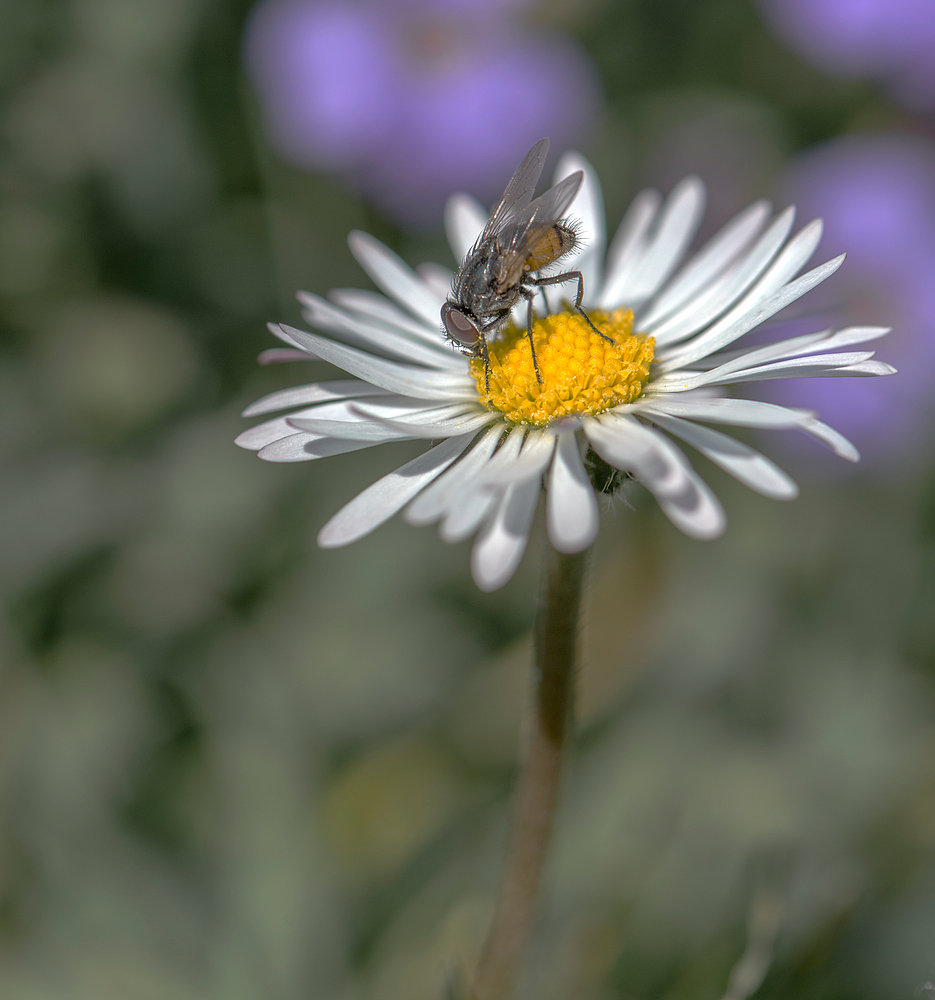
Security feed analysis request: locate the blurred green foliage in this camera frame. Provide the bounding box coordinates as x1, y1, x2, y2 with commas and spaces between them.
1, 1, 935, 999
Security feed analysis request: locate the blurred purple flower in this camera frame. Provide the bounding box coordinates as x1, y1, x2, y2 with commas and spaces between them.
765, 134, 935, 470
756, 0, 935, 110
245, 0, 601, 225
246, 2, 399, 169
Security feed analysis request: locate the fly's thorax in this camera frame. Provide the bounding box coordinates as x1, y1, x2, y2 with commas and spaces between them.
470, 309, 655, 427
455, 243, 521, 316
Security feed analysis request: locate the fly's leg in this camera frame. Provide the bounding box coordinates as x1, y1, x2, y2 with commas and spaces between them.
539, 285, 550, 314
523, 291, 543, 384
531, 270, 614, 343
476, 315, 506, 395
480, 334, 491, 394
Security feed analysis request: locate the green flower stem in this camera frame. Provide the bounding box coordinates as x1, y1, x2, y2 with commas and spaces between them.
471, 544, 589, 1000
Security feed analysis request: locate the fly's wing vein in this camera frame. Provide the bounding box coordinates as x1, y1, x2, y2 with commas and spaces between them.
481, 138, 550, 241
492, 172, 585, 292
502, 172, 583, 249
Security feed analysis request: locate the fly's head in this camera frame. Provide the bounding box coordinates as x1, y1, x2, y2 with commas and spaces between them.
441, 301, 482, 354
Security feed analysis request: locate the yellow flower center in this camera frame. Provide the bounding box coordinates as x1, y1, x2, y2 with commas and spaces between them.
470, 309, 655, 427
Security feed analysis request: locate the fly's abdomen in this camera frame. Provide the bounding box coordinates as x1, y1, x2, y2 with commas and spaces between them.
523, 224, 578, 273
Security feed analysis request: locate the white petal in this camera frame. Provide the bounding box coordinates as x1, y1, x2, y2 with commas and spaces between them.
554, 151, 605, 303
652, 344, 887, 393
287, 415, 441, 441
658, 222, 833, 370
479, 430, 556, 487
290, 395, 452, 423
353, 406, 497, 439
240, 395, 413, 447
636, 396, 814, 428
649, 207, 796, 348
644, 412, 799, 499
322, 396, 451, 419
445, 192, 488, 263
439, 488, 497, 543
709, 325, 892, 377
406, 425, 504, 524
805, 325, 891, 352
474, 425, 526, 481
616, 177, 706, 305
318, 435, 472, 547
546, 431, 600, 553
797, 417, 859, 461
585, 414, 725, 538
636, 395, 859, 462
471, 478, 541, 592
284, 399, 478, 439
599, 188, 661, 309
276, 324, 476, 401
699, 351, 887, 387
257, 435, 381, 463
417, 262, 455, 302
328, 287, 455, 349
347, 230, 445, 327
835, 361, 896, 376
655, 257, 848, 385
639, 200, 770, 329
690, 328, 833, 373
236, 415, 303, 451
258, 347, 317, 364
298, 291, 462, 369
242, 379, 392, 418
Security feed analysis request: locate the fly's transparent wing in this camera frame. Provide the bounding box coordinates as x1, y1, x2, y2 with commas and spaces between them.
500, 171, 583, 255
481, 138, 550, 240
495, 171, 585, 288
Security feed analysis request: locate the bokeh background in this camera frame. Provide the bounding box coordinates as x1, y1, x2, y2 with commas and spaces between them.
3, 1, 935, 998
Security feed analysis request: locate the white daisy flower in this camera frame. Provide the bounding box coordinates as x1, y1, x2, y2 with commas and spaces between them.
237, 153, 895, 591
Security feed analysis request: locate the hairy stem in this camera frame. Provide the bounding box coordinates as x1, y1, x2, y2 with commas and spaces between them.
471, 544, 589, 1000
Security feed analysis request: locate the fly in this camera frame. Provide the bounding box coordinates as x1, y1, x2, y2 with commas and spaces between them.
441, 137, 611, 390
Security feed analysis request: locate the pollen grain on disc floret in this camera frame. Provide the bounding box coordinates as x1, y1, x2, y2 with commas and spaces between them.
470, 308, 655, 427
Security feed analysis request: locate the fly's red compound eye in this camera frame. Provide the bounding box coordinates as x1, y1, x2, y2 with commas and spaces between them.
442, 304, 481, 347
